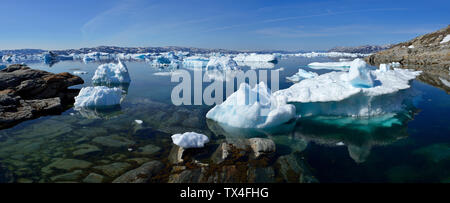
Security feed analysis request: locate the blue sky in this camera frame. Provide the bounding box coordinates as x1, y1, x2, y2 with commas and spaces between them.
0, 0, 448, 51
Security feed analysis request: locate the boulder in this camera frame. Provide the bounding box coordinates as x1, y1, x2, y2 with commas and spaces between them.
113, 161, 164, 183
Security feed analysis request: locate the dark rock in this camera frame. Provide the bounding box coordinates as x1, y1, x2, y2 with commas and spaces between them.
113, 161, 164, 183
0, 64, 83, 129
276, 154, 318, 183
248, 138, 276, 158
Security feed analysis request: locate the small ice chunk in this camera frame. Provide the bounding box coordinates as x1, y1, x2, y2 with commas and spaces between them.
171, 132, 209, 148
440, 35, 450, 44
73, 71, 88, 75
341, 59, 374, 88
379, 64, 390, 72
206, 82, 296, 129
286, 69, 319, 82
408, 45, 415, 49
135, 120, 143, 125
74, 86, 123, 108
92, 60, 131, 85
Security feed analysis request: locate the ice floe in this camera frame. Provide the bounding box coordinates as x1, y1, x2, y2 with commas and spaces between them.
340, 59, 374, 88
73, 71, 88, 75
307, 61, 352, 70
74, 86, 123, 108
286, 69, 319, 83
171, 132, 209, 148
92, 60, 131, 85
287, 52, 370, 58
206, 82, 296, 129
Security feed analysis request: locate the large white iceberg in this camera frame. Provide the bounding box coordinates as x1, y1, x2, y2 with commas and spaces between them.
92, 60, 131, 85
235, 61, 276, 69
182, 56, 210, 69
74, 86, 123, 108
286, 69, 319, 82
206, 82, 296, 129
233, 53, 277, 62
171, 132, 209, 148
206, 56, 238, 70
274, 59, 421, 117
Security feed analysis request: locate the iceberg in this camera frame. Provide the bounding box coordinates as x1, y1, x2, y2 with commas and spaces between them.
73, 71, 88, 75
340, 59, 374, 88
233, 53, 277, 62
41, 51, 59, 64
206, 56, 238, 70
206, 82, 296, 129
182, 56, 210, 69
288, 52, 371, 58
274, 59, 421, 117
92, 60, 131, 85
171, 132, 209, 149
286, 69, 319, 82
83, 52, 113, 62
74, 86, 123, 108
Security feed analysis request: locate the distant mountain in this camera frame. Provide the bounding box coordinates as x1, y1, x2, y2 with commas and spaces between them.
0, 49, 46, 56
329, 45, 393, 54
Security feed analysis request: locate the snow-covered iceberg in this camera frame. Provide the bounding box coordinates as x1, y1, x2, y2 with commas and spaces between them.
274, 59, 421, 117
206, 82, 296, 129
171, 132, 209, 148
92, 60, 131, 85
182, 56, 210, 69
74, 86, 123, 108
206, 56, 238, 70
233, 53, 277, 62
286, 69, 318, 82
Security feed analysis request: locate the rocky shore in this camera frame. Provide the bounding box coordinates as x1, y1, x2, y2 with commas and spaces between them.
365, 25, 450, 69
0, 64, 84, 129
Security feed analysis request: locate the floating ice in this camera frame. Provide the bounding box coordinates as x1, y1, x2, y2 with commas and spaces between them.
182, 56, 209, 68
308, 61, 352, 70
135, 120, 143, 125
206, 82, 296, 129
41, 52, 59, 64
233, 53, 277, 62
92, 60, 131, 85
74, 86, 123, 108
274, 59, 421, 117
73, 71, 88, 75
171, 132, 209, 148
286, 69, 319, 82
0, 64, 6, 70
206, 56, 238, 70
440, 35, 450, 44
340, 59, 374, 88
288, 52, 370, 58
83, 52, 113, 62
408, 45, 415, 49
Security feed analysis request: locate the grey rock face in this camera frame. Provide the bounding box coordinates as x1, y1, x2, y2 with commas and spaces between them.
0, 64, 83, 129
113, 161, 164, 183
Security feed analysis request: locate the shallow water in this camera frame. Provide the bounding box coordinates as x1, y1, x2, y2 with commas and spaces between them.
1, 57, 449, 183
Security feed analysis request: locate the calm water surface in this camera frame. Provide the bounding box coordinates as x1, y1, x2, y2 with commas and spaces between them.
0, 57, 449, 183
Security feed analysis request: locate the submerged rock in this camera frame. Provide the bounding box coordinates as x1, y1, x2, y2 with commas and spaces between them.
113, 161, 164, 183
248, 138, 276, 158
0, 64, 83, 129
83, 173, 105, 183
93, 162, 132, 177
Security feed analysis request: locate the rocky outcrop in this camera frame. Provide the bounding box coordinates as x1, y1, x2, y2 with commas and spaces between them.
0, 64, 84, 129
365, 25, 450, 69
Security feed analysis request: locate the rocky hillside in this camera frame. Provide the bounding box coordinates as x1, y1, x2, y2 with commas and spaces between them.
365, 25, 450, 68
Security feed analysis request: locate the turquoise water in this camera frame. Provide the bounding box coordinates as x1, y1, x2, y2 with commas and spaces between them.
0, 57, 449, 183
